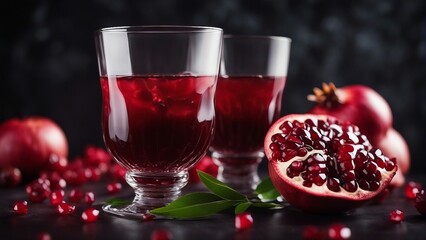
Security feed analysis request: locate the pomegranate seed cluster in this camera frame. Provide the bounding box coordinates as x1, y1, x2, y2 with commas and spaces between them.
7, 145, 128, 224
269, 118, 396, 192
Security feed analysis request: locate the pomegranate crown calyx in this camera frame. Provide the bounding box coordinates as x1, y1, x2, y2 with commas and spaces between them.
307, 82, 341, 108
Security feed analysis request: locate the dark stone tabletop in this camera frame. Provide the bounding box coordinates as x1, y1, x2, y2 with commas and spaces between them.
1, 173, 425, 240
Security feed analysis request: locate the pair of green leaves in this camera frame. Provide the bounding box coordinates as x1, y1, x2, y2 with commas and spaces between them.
149, 171, 282, 219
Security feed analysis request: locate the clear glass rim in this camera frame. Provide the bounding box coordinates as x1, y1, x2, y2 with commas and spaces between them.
224, 34, 292, 43
96, 25, 223, 34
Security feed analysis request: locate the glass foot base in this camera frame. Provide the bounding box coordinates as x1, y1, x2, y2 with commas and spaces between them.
102, 203, 152, 219
102, 171, 188, 219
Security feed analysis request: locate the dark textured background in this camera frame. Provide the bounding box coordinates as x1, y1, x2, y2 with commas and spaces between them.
1, 0, 425, 173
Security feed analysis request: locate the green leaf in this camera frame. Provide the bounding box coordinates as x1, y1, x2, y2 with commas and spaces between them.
255, 177, 281, 202
105, 198, 132, 207
251, 202, 282, 209
234, 202, 251, 214
197, 170, 247, 201
150, 192, 238, 219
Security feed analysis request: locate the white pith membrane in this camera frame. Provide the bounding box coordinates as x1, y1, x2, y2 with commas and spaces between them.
266, 115, 397, 200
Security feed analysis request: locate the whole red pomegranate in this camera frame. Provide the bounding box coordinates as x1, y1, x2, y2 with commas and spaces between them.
308, 83, 392, 146
0, 117, 68, 176
377, 128, 410, 188
264, 114, 397, 213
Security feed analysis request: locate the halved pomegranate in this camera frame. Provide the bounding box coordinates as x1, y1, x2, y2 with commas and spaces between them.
264, 114, 397, 213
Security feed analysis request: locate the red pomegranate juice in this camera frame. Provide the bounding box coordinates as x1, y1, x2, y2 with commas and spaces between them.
211, 76, 286, 154
101, 75, 216, 173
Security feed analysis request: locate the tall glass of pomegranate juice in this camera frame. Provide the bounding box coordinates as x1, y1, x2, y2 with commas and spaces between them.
210, 35, 291, 193
95, 26, 223, 218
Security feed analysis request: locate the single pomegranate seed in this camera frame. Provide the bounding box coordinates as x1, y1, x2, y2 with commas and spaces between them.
342, 180, 357, 192
84, 192, 95, 205
13, 201, 28, 215
389, 209, 405, 222
415, 190, 426, 216
235, 212, 253, 231
385, 159, 396, 171
327, 178, 340, 192
107, 182, 122, 194
26, 179, 50, 203
69, 189, 83, 202
283, 149, 298, 162
143, 213, 156, 221
279, 120, 293, 134
369, 181, 380, 191
303, 225, 323, 240
405, 181, 423, 199
0, 167, 22, 187
48, 153, 68, 172
297, 147, 308, 157
312, 173, 327, 186
151, 229, 171, 240
358, 179, 370, 190
49, 190, 65, 205
57, 202, 76, 215
81, 208, 100, 223
290, 161, 304, 172
36, 232, 52, 240
328, 224, 351, 240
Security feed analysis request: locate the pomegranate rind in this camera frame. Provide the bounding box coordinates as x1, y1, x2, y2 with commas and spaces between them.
378, 128, 410, 189
265, 114, 397, 213
309, 84, 393, 146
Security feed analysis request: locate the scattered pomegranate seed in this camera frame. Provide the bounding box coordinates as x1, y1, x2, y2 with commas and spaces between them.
151, 229, 171, 240
48, 153, 68, 173
81, 208, 100, 223
0, 167, 22, 187
84, 192, 95, 205
49, 190, 65, 205
303, 225, 323, 239
36, 232, 52, 240
143, 213, 156, 222
26, 178, 51, 203
405, 181, 422, 199
415, 190, 426, 216
389, 209, 405, 222
12, 201, 28, 215
328, 224, 351, 240
57, 202, 76, 215
106, 182, 122, 194
110, 163, 126, 182
235, 212, 253, 231
69, 189, 83, 202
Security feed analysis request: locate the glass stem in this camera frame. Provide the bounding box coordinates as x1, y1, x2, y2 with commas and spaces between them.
126, 171, 188, 209
212, 151, 263, 195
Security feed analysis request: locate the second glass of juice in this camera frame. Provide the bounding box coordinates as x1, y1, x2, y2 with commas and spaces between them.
210, 35, 291, 193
